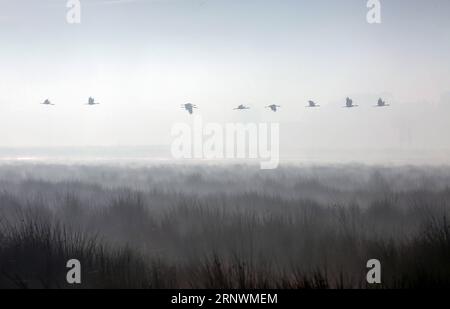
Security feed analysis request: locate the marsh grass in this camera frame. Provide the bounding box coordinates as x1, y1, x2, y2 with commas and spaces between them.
0, 164, 450, 289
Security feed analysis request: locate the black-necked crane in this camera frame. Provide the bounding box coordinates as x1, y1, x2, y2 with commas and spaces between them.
86, 97, 99, 105
41, 99, 54, 106
182, 103, 197, 114
344, 97, 358, 108
234, 104, 250, 110
266, 104, 281, 112
307, 100, 320, 108
376, 98, 389, 107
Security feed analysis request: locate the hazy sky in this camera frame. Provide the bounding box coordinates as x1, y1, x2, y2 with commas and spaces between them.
0, 0, 449, 157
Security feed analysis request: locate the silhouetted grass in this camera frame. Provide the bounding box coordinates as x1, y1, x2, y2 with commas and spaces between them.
0, 164, 450, 288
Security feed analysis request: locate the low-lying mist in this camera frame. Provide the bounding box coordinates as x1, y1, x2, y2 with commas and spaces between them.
0, 163, 449, 288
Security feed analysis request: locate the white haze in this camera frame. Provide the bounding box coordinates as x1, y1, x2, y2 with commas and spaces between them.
0, 0, 449, 164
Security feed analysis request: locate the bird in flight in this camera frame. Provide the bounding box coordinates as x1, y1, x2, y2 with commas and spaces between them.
86, 97, 100, 105
234, 104, 250, 110
307, 100, 320, 108
266, 104, 281, 112
41, 99, 54, 106
182, 103, 198, 114
344, 97, 358, 108
376, 98, 389, 107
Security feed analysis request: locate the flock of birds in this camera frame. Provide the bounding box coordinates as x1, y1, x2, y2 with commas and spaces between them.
41, 97, 390, 114
41, 97, 100, 106
180, 97, 389, 114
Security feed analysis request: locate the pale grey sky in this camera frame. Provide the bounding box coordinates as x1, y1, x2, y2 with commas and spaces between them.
0, 0, 449, 158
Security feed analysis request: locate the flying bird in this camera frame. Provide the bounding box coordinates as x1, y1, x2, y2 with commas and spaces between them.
41, 99, 54, 106
266, 104, 281, 112
376, 98, 389, 107
234, 104, 250, 110
344, 97, 358, 108
86, 97, 100, 105
182, 103, 197, 114
307, 100, 320, 108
